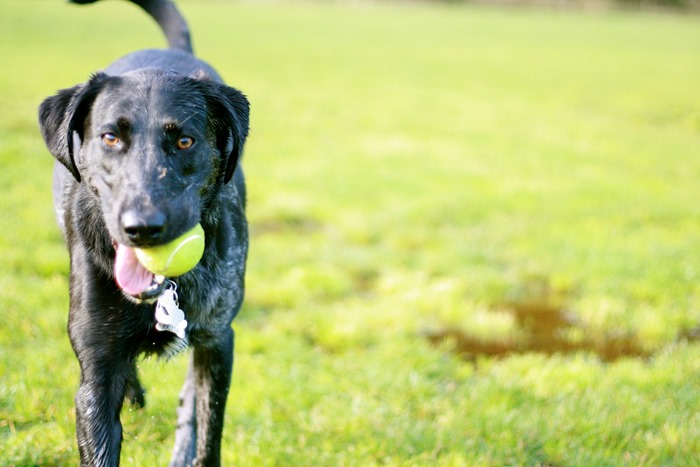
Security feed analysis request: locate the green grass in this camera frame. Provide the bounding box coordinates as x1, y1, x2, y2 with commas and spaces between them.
2, 0, 700, 464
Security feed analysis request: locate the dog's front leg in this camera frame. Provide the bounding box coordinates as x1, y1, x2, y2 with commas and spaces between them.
73, 359, 132, 466
171, 359, 197, 466
68, 275, 135, 465
192, 327, 235, 466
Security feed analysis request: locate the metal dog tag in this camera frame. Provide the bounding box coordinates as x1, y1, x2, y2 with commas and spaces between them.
155, 281, 187, 339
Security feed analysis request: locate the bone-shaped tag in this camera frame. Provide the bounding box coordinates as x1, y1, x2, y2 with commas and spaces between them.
155, 283, 187, 339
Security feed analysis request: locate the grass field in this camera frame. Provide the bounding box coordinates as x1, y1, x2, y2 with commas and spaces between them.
2, 0, 700, 464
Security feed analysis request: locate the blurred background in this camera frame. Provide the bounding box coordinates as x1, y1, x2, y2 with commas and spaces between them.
1, 0, 699, 464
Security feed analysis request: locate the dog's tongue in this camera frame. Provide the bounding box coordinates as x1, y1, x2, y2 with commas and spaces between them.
114, 244, 154, 296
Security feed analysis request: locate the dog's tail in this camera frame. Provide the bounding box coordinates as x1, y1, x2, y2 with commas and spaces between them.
69, 0, 193, 53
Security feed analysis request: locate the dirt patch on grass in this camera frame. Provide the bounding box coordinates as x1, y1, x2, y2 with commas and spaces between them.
251, 216, 322, 236
425, 283, 698, 363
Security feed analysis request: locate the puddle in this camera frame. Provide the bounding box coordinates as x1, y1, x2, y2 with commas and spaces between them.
424, 299, 697, 363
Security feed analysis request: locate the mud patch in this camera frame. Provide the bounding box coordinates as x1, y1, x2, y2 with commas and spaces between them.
425, 299, 698, 363
251, 215, 322, 236
352, 269, 379, 295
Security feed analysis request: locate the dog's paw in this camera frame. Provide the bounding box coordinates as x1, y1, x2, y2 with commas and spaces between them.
125, 374, 146, 408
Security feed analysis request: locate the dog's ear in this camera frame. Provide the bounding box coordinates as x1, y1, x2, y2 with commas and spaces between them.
38, 72, 111, 182
199, 82, 250, 184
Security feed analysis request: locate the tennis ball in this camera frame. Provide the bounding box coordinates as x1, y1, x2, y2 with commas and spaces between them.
135, 223, 205, 276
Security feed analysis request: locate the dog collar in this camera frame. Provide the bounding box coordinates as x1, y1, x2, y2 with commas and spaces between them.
154, 281, 187, 339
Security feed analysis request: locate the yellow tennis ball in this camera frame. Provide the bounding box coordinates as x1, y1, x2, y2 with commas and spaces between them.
135, 223, 205, 276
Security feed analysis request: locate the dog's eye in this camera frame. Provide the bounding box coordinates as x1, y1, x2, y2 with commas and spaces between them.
176, 136, 194, 150
102, 133, 120, 148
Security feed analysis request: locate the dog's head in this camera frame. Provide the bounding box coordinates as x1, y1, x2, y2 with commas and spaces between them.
39, 69, 249, 299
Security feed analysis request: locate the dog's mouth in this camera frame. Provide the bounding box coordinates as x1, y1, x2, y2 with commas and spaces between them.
114, 244, 167, 301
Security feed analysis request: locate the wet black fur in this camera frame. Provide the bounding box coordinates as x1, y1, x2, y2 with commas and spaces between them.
38, 1, 249, 465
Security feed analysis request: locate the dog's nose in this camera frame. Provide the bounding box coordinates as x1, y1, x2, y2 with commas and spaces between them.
121, 209, 167, 244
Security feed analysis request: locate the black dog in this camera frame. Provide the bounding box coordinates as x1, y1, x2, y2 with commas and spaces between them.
38, 0, 249, 465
